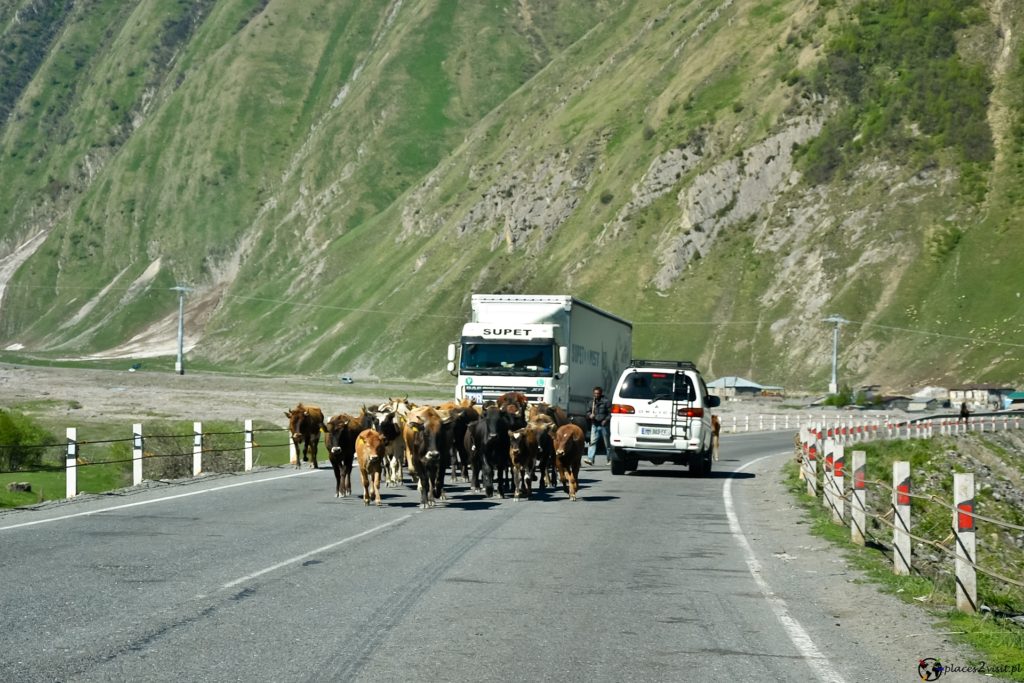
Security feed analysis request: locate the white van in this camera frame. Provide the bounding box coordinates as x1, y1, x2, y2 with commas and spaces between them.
608, 359, 719, 475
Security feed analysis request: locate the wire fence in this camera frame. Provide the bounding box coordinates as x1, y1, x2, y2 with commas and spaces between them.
1, 421, 295, 502
798, 427, 1024, 617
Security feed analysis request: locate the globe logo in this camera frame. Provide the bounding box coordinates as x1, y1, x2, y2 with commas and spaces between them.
918, 658, 945, 681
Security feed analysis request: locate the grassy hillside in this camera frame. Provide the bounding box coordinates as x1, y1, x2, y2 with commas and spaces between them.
1, 0, 1022, 391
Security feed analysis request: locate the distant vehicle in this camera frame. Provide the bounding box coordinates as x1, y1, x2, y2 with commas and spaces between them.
339, 375, 354, 384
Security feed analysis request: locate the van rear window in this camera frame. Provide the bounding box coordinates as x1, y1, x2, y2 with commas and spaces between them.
619, 372, 696, 401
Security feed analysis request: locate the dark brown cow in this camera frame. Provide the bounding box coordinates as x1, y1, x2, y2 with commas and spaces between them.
284, 403, 325, 469
403, 406, 444, 508
508, 427, 537, 500
355, 428, 385, 506
552, 423, 585, 501
324, 411, 373, 497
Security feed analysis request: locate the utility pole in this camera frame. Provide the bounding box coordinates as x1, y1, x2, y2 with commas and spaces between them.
823, 315, 849, 395
170, 285, 193, 375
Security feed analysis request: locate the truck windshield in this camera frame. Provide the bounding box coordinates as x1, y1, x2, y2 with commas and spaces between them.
619, 371, 696, 401
460, 341, 553, 376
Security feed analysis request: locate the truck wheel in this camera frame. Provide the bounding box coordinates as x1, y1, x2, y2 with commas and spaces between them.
610, 459, 626, 475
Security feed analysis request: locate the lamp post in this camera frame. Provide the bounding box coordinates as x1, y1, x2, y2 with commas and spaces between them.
170, 285, 192, 375
823, 315, 849, 395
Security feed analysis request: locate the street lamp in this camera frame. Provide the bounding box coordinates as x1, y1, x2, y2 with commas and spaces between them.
170, 285, 193, 375
823, 314, 849, 395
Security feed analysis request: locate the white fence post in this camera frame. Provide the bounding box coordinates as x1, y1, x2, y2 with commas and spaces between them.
954, 473, 977, 614
823, 438, 835, 514
805, 435, 818, 497
193, 422, 203, 476
851, 450, 866, 545
65, 427, 77, 499
893, 461, 912, 576
832, 444, 845, 524
744, 415, 750, 432
244, 420, 254, 471
133, 423, 143, 486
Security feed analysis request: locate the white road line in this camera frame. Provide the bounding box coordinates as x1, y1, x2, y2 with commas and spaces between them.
723, 453, 848, 683
221, 515, 413, 590
0, 469, 319, 532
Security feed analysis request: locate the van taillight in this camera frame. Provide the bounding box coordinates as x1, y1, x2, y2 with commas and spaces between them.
678, 407, 704, 418
611, 404, 635, 414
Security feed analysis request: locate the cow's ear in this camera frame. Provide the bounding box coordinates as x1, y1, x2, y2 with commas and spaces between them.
284, 411, 290, 418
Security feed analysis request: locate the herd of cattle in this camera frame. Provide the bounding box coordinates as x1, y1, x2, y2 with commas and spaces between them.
283, 393, 586, 508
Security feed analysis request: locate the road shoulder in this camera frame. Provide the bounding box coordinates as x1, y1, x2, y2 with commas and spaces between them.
731, 451, 996, 683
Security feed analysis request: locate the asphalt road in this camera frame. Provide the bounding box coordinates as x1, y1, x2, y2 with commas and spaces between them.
0, 432, 994, 682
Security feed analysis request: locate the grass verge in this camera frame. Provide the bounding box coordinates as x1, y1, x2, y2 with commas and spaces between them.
783, 457, 1024, 681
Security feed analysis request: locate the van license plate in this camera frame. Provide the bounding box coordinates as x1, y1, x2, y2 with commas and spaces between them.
639, 426, 671, 438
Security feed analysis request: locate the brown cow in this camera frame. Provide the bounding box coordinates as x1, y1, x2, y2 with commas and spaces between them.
711, 415, 721, 461
552, 423, 585, 501
403, 406, 445, 508
324, 411, 373, 497
355, 428, 385, 506
508, 428, 536, 500
284, 403, 325, 469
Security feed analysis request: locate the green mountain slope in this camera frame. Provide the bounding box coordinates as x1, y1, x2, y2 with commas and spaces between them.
1, 0, 1022, 391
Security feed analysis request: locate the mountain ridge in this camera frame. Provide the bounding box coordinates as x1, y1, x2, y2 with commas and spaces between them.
1, 0, 1021, 392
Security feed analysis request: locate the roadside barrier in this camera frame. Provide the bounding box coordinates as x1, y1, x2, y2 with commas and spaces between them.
797, 426, 1024, 614
3, 421, 291, 499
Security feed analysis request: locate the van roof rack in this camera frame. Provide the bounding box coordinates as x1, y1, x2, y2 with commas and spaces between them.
629, 359, 698, 371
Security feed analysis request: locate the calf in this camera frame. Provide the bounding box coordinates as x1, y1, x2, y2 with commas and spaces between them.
355, 429, 385, 506
284, 403, 325, 469
508, 428, 537, 500
552, 423, 585, 501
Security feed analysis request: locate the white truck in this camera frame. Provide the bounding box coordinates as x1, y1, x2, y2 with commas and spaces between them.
446, 294, 632, 418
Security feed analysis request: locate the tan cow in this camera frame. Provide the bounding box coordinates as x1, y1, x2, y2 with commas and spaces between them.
552, 423, 585, 501
355, 429, 385, 506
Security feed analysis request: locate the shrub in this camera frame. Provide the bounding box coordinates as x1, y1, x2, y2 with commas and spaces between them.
0, 410, 54, 472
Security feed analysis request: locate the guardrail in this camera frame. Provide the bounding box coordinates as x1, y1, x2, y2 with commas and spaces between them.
2, 421, 293, 500
797, 423, 1024, 614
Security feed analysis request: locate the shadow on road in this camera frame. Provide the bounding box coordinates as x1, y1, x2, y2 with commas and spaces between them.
621, 469, 756, 480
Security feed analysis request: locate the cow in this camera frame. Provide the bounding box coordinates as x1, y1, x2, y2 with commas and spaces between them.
372, 407, 406, 488
284, 403, 325, 469
403, 406, 445, 508
467, 405, 511, 498
355, 428, 385, 506
528, 402, 570, 428
711, 414, 721, 461
508, 427, 538, 500
527, 414, 558, 490
552, 423, 585, 501
324, 410, 375, 497
446, 404, 479, 483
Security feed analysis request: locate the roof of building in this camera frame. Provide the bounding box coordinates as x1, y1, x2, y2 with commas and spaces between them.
707, 376, 763, 389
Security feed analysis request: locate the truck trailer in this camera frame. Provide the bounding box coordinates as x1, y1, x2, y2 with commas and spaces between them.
446, 294, 632, 418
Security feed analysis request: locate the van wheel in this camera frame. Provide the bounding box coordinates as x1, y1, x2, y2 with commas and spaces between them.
611, 459, 626, 475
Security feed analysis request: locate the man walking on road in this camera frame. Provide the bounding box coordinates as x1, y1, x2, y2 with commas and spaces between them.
584, 386, 612, 466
